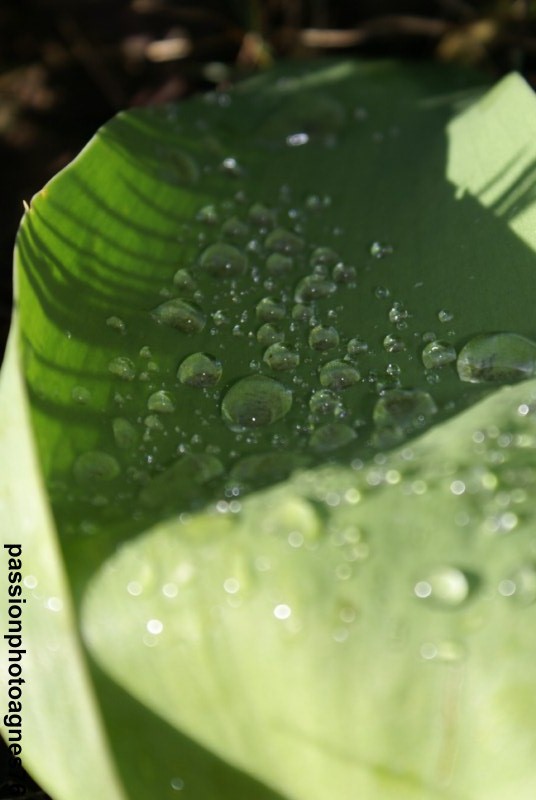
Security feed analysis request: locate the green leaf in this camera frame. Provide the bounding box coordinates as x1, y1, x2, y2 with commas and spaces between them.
2, 60, 536, 799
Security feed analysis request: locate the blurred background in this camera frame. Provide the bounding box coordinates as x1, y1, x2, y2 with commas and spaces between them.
0, 0, 535, 797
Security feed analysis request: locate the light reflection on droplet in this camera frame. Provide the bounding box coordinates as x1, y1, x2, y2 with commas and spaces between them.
171, 777, 185, 791
223, 578, 240, 594
46, 597, 63, 612
414, 581, 432, 598
23, 575, 38, 589
498, 579, 516, 597
450, 480, 466, 496
518, 403, 530, 416
127, 581, 143, 596
162, 582, 178, 598
146, 619, 164, 635
288, 531, 304, 548
273, 604, 292, 620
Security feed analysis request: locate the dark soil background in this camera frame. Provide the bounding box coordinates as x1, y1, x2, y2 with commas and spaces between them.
1, 1, 535, 798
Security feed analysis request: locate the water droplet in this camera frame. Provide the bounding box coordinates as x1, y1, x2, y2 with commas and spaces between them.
332, 262, 356, 284
221, 375, 292, 429
286, 132, 309, 147
370, 241, 393, 259
173, 268, 197, 293
422, 340, 457, 369
248, 203, 276, 228
374, 389, 437, 431
151, 298, 206, 333
230, 452, 306, 487
309, 422, 356, 452
319, 360, 360, 390
71, 386, 91, 404
310, 246, 339, 266
263, 343, 300, 371
438, 309, 454, 323
265, 227, 304, 254
220, 156, 243, 177
457, 333, 536, 384
74, 451, 120, 483
503, 564, 536, 606
388, 302, 410, 324
177, 352, 222, 387
199, 243, 247, 277
266, 252, 293, 274
106, 316, 126, 333
140, 454, 224, 508
294, 275, 336, 303
256, 297, 286, 322
374, 286, 390, 299
147, 390, 175, 413
221, 216, 249, 240
383, 334, 406, 353
108, 356, 136, 381
257, 323, 284, 347
309, 388, 344, 417
291, 303, 314, 322
346, 337, 369, 356
113, 417, 138, 449
196, 204, 219, 224
308, 325, 339, 351
414, 567, 473, 609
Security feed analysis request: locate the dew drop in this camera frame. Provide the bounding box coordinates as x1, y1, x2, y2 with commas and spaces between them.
263, 343, 300, 371
388, 302, 410, 324
199, 243, 247, 277
71, 386, 91, 404
221, 375, 292, 429
230, 452, 305, 487
308, 325, 340, 351
370, 241, 393, 259
248, 203, 276, 228
310, 246, 339, 266
256, 297, 286, 322
113, 417, 138, 449
457, 333, 536, 384
309, 422, 356, 452
173, 268, 197, 293
332, 263, 356, 284
347, 337, 369, 356
257, 323, 284, 347
73, 451, 120, 483
221, 216, 249, 240
383, 334, 406, 353
108, 356, 136, 381
319, 360, 360, 390
106, 316, 126, 333
177, 352, 222, 387
422, 340, 457, 369
196, 204, 219, 224
265, 227, 304, 254
374, 389, 437, 431
151, 298, 206, 333
294, 275, 336, 303
438, 309, 454, 323
266, 252, 293, 274
309, 388, 344, 417
147, 390, 175, 413
414, 566, 472, 609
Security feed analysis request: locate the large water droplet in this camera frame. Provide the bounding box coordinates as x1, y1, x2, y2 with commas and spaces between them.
199, 243, 247, 277
151, 298, 206, 333
263, 343, 300, 371
256, 297, 286, 322
265, 227, 304, 254
74, 451, 120, 482
294, 275, 336, 303
308, 325, 339, 351
309, 423, 356, 452
374, 388, 437, 431
422, 340, 457, 369
319, 360, 360, 390
457, 333, 536, 383
221, 375, 292, 429
177, 352, 222, 387
414, 566, 473, 609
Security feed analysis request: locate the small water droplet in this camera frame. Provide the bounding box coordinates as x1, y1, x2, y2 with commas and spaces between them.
310, 246, 339, 266
221, 375, 292, 429
263, 343, 300, 371
71, 386, 91, 404
370, 241, 393, 259
221, 216, 249, 239
388, 302, 410, 324
173, 268, 197, 293
332, 262, 356, 284
422, 340, 457, 369
248, 203, 276, 228
309, 422, 356, 452
73, 451, 120, 482
319, 360, 360, 390
438, 309, 454, 323
199, 243, 247, 277
106, 316, 126, 333
374, 388, 437, 431
309, 388, 345, 417
151, 298, 206, 333
266, 252, 293, 274
291, 303, 314, 322
196, 204, 219, 224
265, 227, 304, 254
457, 333, 536, 384
147, 390, 175, 413
177, 352, 222, 387
383, 334, 406, 353
108, 356, 136, 381
346, 337, 369, 356
308, 325, 340, 351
